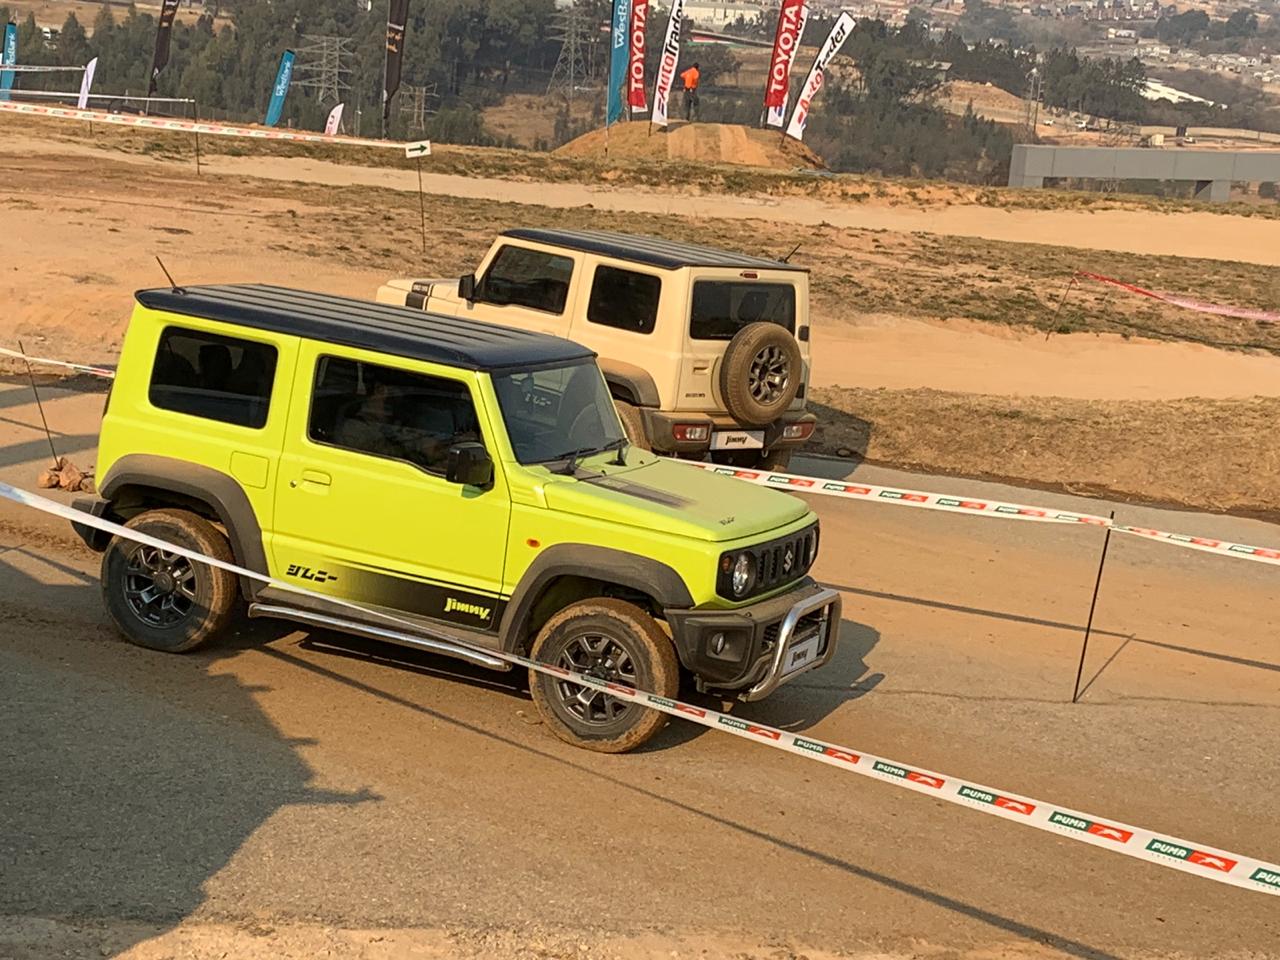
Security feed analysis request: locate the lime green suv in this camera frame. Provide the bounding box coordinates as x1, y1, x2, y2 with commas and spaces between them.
71, 285, 841, 751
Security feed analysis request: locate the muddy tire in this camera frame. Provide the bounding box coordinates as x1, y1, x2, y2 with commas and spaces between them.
101, 508, 238, 654
528, 598, 679, 753
719, 322, 802, 428
613, 399, 651, 450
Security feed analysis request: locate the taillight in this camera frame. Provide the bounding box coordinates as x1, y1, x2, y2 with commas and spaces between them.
673, 424, 710, 442
782, 422, 814, 440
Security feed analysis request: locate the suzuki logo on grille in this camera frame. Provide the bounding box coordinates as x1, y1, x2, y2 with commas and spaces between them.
783, 545, 795, 573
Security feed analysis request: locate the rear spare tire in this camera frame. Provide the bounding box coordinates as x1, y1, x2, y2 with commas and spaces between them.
719, 322, 802, 428
613, 399, 651, 450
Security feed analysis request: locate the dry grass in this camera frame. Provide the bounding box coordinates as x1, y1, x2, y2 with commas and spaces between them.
7, 114, 1279, 219
812, 386, 1280, 518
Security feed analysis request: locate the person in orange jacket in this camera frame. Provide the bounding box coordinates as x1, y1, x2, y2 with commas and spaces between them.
680, 62, 700, 122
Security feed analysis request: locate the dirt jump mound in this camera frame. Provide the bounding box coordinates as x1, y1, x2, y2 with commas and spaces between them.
555, 121, 825, 171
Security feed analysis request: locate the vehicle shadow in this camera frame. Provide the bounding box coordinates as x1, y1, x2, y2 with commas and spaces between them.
806, 400, 871, 463
0, 551, 374, 959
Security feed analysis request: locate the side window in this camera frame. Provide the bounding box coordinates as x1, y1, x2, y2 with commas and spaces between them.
149, 326, 278, 429
308, 356, 480, 475
476, 244, 574, 314
586, 265, 661, 335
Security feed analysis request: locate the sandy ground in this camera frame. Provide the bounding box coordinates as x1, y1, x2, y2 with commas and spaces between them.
555, 120, 825, 170
1, 384, 1278, 959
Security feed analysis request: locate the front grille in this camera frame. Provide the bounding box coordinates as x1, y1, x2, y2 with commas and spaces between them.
718, 522, 819, 601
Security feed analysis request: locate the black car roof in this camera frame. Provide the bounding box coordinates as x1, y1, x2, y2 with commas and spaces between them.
500, 228, 808, 273
134, 284, 595, 372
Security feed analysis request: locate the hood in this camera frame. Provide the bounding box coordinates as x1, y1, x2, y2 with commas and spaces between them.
541, 456, 810, 543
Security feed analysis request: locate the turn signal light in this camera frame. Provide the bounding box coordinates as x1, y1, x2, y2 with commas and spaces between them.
782, 422, 814, 440
673, 424, 710, 442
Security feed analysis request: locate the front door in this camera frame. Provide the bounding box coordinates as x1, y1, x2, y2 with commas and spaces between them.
270, 344, 511, 632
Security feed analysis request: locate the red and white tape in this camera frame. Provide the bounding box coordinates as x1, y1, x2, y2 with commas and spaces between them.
1077, 271, 1280, 325
0, 477, 1275, 897
686, 462, 1280, 568
0, 100, 419, 152
0, 346, 115, 379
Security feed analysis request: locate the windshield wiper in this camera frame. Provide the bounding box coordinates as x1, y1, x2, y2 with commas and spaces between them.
543, 437, 629, 475
601, 436, 629, 465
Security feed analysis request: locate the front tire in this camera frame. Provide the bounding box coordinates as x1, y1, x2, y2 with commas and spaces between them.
101, 508, 238, 653
528, 598, 679, 753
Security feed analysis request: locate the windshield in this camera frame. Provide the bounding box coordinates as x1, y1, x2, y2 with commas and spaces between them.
690, 280, 796, 340
493, 361, 625, 465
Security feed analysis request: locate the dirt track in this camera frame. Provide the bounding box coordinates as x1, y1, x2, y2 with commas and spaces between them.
2, 382, 1278, 959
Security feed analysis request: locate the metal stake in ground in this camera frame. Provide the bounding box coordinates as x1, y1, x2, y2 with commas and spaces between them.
193, 101, 202, 176
416, 155, 426, 255
17, 340, 60, 469
1073, 509, 1116, 703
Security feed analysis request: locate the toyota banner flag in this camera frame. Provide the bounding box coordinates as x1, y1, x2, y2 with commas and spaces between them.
650, 0, 684, 128
764, 0, 808, 129
148, 0, 181, 96
785, 12, 855, 141
606, 0, 631, 125
383, 0, 410, 123
628, 1, 649, 114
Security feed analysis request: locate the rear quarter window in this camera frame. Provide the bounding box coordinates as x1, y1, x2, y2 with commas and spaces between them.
690, 281, 796, 341
148, 327, 278, 429
586, 265, 661, 335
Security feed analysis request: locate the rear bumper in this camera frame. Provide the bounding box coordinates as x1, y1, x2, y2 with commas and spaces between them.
643, 409, 816, 456
665, 579, 842, 700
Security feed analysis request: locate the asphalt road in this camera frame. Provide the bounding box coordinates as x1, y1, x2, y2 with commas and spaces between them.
1, 380, 1278, 959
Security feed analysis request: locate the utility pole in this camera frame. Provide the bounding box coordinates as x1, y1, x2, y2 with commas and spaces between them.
1023, 66, 1043, 140
293, 34, 356, 108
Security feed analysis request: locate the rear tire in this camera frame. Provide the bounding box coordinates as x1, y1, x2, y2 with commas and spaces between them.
528, 598, 679, 753
613, 399, 651, 450
101, 508, 238, 654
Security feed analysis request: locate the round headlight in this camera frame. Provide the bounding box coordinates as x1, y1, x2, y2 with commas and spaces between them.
731, 553, 754, 597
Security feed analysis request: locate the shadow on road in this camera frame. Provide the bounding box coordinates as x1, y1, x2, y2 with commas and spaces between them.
0, 559, 374, 959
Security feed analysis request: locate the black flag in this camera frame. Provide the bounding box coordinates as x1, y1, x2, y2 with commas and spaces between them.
148, 0, 181, 96
382, 0, 410, 123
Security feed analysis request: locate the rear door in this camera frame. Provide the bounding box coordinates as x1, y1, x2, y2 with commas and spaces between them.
270, 342, 511, 632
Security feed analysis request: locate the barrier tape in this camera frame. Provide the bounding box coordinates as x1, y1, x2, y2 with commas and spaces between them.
1076, 272, 1280, 325
0, 101, 417, 152
0, 477, 1275, 897
684, 462, 1280, 569
5, 347, 1278, 569
0, 346, 115, 379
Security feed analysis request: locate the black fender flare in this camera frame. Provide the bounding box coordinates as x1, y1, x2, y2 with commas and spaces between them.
598, 358, 661, 408
100, 454, 268, 597
499, 544, 693, 653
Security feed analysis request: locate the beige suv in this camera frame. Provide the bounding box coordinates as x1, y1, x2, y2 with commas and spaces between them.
376, 229, 815, 469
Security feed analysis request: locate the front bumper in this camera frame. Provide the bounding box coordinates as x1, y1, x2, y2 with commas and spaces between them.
665, 578, 842, 701
644, 409, 817, 456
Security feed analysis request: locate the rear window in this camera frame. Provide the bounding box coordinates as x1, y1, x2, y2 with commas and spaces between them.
149, 327, 277, 429
690, 281, 796, 341
476, 244, 574, 314
587, 265, 661, 335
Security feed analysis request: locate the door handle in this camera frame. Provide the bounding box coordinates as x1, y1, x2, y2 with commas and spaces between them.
298, 469, 331, 487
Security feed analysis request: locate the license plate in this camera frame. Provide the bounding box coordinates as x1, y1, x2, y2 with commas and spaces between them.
711, 430, 764, 451
782, 629, 824, 677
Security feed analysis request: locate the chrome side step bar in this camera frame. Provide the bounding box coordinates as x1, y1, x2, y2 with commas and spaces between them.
247, 602, 512, 672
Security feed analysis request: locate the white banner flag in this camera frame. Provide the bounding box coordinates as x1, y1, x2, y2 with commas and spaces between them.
324, 102, 345, 135
785, 12, 855, 141
650, 0, 685, 128
77, 57, 97, 109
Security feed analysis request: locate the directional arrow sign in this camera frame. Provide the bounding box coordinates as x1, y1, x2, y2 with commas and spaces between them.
404, 139, 432, 158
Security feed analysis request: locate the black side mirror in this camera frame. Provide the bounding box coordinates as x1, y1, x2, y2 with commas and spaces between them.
458, 274, 477, 303
446, 441, 492, 487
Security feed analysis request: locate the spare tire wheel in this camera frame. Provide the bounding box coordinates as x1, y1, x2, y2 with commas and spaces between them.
613, 399, 651, 450
719, 322, 802, 428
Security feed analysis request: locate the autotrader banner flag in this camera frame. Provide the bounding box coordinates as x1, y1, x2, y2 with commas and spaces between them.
0, 23, 18, 103
785, 11, 854, 141
383, 0, 410, 123
607, 0, 631, 125
77, 56, 97, 109
650, 0, 684, 128
628, 0, 648, 114
324, 102, 345, 135
264, 49, 295, 127
765, 0, 807, 128
147, 0, 181, 96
